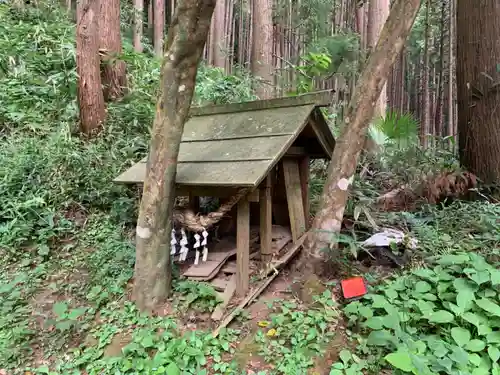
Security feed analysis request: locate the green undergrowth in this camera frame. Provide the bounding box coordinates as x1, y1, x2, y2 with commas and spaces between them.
340, 251, 500, 375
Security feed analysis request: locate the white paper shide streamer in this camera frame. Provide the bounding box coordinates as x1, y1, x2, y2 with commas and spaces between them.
179, 228, 189, 261
201, 228, 209, 262
193, 233, 201, 265
170, 229, 177, 255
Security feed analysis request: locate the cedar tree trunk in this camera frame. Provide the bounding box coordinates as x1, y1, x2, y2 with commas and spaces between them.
456, 0, 500, 183
76, 0, 106, 135
133, 0, 144, 52
302, 0, 421, 273
251, 0, 274, 99
99, 0, 128, 101
133, 0, 217, 313
153, 0, 165, 56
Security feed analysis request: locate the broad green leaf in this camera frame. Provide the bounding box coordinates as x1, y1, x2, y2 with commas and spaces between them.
428, 310, 454, 323
384, 351, 413, 372
476, 298, 500, 317
449, 345, 469, 366
371, 295, 390, 309
488, 346, 500, 362
451, 327, 471, 347
463, 312, 490, 328
487, 332, 500, 344
456, 289, 475, 313
339, 349, 351, 364
367, 330, 393, 346
490, 269, 500, 285
358, 305, 374, 318
412, 268, 437, 282
364, 316, 384, 330
437, 254, 470, 265
415, 281, 432, 293
165, 363, 180, 375
469, 353, 482, 366
466, 339, 486, 352
53, 301, 68, 317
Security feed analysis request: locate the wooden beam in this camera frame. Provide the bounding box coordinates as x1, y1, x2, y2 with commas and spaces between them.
259, 175, 273, 264
236, 196, 250, 296
285, 146, 307, 157
299, 156, 310, 229
175, 186, 259, 202
282, 160, 307, 242
189, 90, 334, 117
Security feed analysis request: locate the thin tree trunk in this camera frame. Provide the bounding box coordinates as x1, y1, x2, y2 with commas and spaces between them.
420, 0, 431, 147
133, 0, 144, 52
210, 0, 226, 68
447, 0, 456, 139
251, 0, 274, 98
99, 0, 127, 101
456, 0, 500, 183
367, 0, 389, 119
134, 0, 216, 312
434, 0, 446, 137
76, 0, 106, 135
301, 0, 421, 273
153, 0, 165, 56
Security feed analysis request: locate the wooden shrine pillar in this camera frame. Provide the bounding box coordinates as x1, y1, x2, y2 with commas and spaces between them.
259, 175, 273, 264
282, 159, 307, 242
236, 195, 250, 296
299, 156, 310, 229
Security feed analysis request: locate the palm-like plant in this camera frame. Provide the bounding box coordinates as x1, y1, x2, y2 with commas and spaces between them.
368, 110, 420, 150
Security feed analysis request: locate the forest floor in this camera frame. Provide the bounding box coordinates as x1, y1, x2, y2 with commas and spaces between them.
1, 4, 500, 375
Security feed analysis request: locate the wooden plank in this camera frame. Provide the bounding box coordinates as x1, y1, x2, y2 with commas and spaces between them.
236, 197, 250, 296
299, 156, 310, 229
183, 105, 314, 141
178, 135, 289, 162
282, 160, 307, 242
114, 159, 272, 187
259, 175, 273, 264
190, 90, 334, 117
211, 274, 237, 321
309, 109, 336, 158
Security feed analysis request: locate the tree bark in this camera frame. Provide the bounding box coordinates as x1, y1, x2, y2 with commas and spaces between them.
251, 0, 274, 99
153, 0, 165, 56
456, 0, 500, 184
99, 0, 127, 101
209, 0, 227, 69
301, 0, 421, 273
434, 0, 446, 137
367, 0, 389, 119
419, 0, 431, 147
133, 0, 144, 52
76, 0, 106, 135
133, 0, 216, 313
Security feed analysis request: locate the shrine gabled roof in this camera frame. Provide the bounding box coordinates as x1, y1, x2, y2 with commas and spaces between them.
114, 91, 336, 188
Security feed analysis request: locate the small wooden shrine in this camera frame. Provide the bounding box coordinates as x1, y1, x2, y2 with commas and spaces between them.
114, 91, 335, 316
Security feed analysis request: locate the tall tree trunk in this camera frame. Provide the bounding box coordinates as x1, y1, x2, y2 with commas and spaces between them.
301, 0, 421, 273
367, 0, 389, 119
99, 0, 128, 101
153, 0, 165, 56
434, 0, 446, 137
76, 0, 106, 135
447, 0, 456, 139
209, 0, 226, 68
133, 0, 216, 312
133, 0, 144, 52
456, 0, 500, 183
420, 0, 431, 147
251, 0, 274, 99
